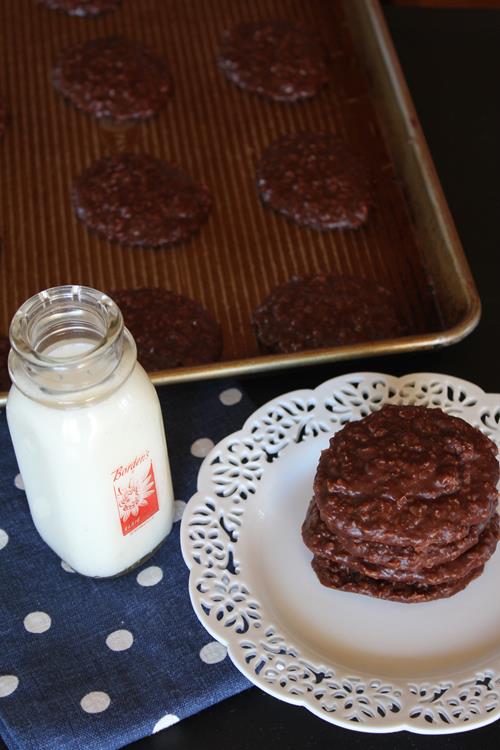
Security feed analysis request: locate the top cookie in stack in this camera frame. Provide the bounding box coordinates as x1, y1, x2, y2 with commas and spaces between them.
302, 404, 500, 602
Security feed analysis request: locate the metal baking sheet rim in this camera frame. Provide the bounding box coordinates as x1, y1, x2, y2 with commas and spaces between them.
0, 308, 481, 406
0, 0, 481, 405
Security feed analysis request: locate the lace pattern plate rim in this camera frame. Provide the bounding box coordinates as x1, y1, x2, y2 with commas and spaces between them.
181, 372, 500, 734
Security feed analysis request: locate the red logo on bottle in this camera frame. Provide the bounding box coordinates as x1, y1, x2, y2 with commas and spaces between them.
112, 451, 159, 536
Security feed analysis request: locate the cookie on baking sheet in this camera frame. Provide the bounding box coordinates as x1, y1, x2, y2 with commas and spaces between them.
256, 132, 371, 230
53, 37, 172, 122
314, 405, 499, 550
110, 288, 223, 371
40, 0, 121, 16
217, 20, 328, 103
311, 555, 485, 604
72, 153, 212, 248
251, 275, 403, 354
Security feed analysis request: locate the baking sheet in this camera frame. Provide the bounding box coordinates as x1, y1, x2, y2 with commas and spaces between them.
0, 0, 479, 398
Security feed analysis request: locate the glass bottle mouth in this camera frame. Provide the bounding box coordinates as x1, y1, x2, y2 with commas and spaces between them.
10, 285, 122, 365
8, 285, 136, 403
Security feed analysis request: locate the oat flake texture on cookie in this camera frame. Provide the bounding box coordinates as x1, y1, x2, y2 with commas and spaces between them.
256, 132, 371, 230
110, 288, 223, 370
72, 154, 212, 248
217, 20, 329, 102
40, 0, 122, 16
53, 36, 172, 122
252, 275, 403, 354
304, 404, 500, 602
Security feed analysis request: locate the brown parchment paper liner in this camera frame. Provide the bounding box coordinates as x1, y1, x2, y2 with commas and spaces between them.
0, 0, 480, 399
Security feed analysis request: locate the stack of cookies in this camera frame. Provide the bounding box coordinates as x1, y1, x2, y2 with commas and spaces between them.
302, 404, 500, 603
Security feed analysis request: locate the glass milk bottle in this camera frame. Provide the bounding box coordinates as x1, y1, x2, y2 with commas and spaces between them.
6, 285, 174, 577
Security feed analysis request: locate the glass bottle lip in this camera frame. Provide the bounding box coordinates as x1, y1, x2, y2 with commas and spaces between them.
8, 285, 137, 405
9, 285, 123, 371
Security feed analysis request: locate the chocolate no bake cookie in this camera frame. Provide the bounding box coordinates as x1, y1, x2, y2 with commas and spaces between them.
314, 405, 498, 548
256, 132, 371, 230
72, 153, 212, 247
317, 512, 487, 572
304, 499, 499, 586
310, 555, 484, 604
40, 0, 121, 16
252, 275, 403, 354
53, 37, 171, 122
217, 20, 328, 102
111, 288, 223, 370
303, 404, 500, 602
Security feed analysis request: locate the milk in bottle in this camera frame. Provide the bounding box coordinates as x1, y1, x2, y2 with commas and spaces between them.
6, 285, 174, 577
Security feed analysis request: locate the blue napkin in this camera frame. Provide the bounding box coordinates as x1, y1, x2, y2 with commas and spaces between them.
0, 380, 252, 750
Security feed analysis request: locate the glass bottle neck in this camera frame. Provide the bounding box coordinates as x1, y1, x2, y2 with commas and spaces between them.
8, 285, 137, 406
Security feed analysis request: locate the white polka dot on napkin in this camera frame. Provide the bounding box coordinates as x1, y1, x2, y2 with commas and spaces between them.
136, 566, 163, 587
219, 388, 242, 406
153, 713, 179, 733
173, 500, 186, 522
0, 529, 8, 550
199, 641, 227, 664
80, 691, 111, 714
14, 474, 24, 491
0, 676, 18, 698
190, 438, 214, 458
24, 612, 51, 634
106, 629, 133, 651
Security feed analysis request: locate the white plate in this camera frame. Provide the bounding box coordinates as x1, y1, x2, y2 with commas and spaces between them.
180, 373, 500, 734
